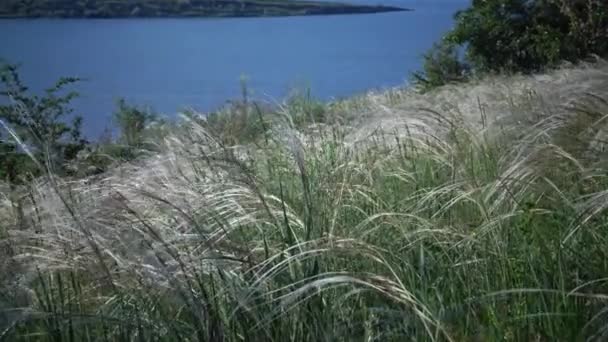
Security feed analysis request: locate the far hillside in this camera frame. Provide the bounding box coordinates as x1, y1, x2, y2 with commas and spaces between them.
0, 0, 409, 18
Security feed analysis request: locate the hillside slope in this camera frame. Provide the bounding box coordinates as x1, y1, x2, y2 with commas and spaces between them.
3, 61, 608, 340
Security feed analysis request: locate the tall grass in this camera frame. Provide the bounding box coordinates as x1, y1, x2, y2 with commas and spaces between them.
2, 61, 608, 341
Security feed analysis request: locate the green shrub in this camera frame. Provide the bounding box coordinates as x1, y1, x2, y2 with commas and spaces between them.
415, 0, 608, 89
113, 99, 158, 148
412, 40, 469, 90
448, 0, 608, 73
285, 87, 329, 127
0, 62, 86, 182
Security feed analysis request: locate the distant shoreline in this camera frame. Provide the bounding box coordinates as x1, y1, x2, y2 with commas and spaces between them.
0, 0, 411, 19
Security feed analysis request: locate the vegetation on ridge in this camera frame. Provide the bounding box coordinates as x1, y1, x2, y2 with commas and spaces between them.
0, 0, 409, 18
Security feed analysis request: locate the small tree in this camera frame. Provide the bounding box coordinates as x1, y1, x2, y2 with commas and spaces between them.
0, 62, 86, 182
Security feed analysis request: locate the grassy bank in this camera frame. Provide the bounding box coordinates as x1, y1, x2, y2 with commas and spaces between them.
2, 60, 608, 341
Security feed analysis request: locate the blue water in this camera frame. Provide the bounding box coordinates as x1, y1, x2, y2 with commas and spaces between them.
0, 0, 468, 137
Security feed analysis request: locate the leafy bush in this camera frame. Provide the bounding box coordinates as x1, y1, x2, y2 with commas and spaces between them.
285, 87, 329, 126
113, 99, 158, 148
64, 99, 167, 177
415, 0, 608, 88
203, 103, 269, 145
412, 40, 469, 90
0, 62, 86, 182
201, 84, 329, 146
449, 0, 607, 73
0, 65, 168, 179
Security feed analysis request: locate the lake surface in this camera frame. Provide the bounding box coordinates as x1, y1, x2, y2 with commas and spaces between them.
0, 0, 469, 138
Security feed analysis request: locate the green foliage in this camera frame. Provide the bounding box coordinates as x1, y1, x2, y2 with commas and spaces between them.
203, 104, 267, 145
412, 40, 469, 90
285, 87, 328, 127
415, 0, 608, 89
448, 0, 608, 73
113, 98, 158, 150
0, 62, 86, 182
200, 78, 269, 145
64, 99, 164, 177
201, 84, 329, 146
0, 65, 166, 180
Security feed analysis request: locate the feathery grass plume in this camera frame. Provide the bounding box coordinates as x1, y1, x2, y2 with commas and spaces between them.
3, 61, 608, 340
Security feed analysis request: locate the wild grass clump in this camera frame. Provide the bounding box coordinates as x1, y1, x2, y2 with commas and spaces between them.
2, 61, 608, 341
